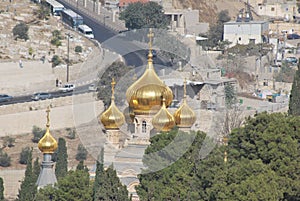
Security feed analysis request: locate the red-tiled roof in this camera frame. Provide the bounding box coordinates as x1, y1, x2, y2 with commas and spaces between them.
119, 0, 149, 7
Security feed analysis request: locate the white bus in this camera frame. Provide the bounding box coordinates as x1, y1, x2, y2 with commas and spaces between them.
78, 24, 94, 39
45, 0, 65, 16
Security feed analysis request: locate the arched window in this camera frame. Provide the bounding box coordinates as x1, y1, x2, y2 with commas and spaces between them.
142, 121, 147, 133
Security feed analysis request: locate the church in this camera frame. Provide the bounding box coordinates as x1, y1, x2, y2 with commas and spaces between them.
99, 29, 197, 198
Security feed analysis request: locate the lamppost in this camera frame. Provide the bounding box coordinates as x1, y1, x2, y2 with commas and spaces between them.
66, 32, 71, 83
103, 15, 109, 27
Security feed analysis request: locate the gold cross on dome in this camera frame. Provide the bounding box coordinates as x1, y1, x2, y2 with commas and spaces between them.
147, 28, 154, 49
46, 106, 50, 127
111, 78, 116, 96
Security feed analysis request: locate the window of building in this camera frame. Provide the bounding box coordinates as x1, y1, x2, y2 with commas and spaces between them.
249, 39, 255, 44
239, 37, 241, 41
142, 121, 147, 133
271, 7, 275, 11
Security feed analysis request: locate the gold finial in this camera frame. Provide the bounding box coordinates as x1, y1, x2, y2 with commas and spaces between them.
147, 28, 154, 51
183, 78, 187, 100
111, 78, 116, 100
224, 151, 228, 163
46, 106, 50, 128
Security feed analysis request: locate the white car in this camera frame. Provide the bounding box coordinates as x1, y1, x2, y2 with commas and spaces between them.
59, 84, 75, 92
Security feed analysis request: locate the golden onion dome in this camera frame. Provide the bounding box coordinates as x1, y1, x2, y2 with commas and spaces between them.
126, 29, 173, 115
174, 79, 196, 128
152, 98, 175, 132
38, 107, 58, 154
100, 78, 125, 130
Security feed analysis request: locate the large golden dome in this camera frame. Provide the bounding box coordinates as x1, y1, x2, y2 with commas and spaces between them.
38, 107, 58, 154
100, 78, 125, 130
174, 79, 196, 128
126, 29, 173, 115
152, 98, 175, 132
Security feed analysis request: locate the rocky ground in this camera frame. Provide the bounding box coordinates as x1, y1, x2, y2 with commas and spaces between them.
0, 0, 95, 64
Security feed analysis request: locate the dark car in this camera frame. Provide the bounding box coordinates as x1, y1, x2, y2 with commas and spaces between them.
287, 34, 300, 40
0, 94, 13, 102
31, 92, 51, 101
284, 57, 298, 64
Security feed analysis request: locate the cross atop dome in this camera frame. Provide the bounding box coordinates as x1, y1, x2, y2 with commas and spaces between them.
147, 28, 154, 50
46, 106, 50, 128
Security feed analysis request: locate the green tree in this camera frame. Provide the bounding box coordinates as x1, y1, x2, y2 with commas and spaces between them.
33, 157, 40, 180
119, 2, 169, 30
55, 138, 68, 179
17, 149, 37, 201
92, 149, 105, 201
12, 22, 29, 41
36, 1, 50, 20
288, 63, 300, 115
32, 126, 45, 143
137, 113, 300, 200
2, 136, 15, 148
0, 177, 4, 201
199, 10, 231, 49
51, 55, 62, 67
97, 61, 133, 106
75, 144, 88, 161
224, 83, 237, 108
19, 147, 31, 164
0, 150, 11, 167
94, 165, 129, 201
55, 164, 92, 200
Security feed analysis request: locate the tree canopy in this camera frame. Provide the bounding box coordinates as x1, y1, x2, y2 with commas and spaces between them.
288, 63, 300, 115
137, 113, 300, 200
198, 10, 231, 49
119, 2, 170, 30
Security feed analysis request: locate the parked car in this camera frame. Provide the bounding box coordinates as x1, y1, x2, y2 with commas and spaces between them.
0, 94, 13, 102
284, 57, 298, 64
31, 92, 51, 101
59, 84, 75, 92
88, 84, 98, 91
287, 33, 300, 40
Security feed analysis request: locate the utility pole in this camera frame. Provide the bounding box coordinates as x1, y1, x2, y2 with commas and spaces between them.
66, 32, 70, 83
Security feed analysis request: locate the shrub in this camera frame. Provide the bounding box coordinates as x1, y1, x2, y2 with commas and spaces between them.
0, 151, 10, 167
51, 55, 62, 67
66, 128, 76, 139
75, 46, 82, 53
19, 147, 31, 164
12, 22, 29, 41
50, 38, 62, 47
76, 144, 88, 161
2, 136, 15, 148
32, 126, 45, 143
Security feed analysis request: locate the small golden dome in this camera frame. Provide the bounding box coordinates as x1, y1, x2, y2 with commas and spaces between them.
38, 107, 58, 154
152, 98, 175, 132
100, 78, 125, 130
174, 79, 196, 128
126, 29, 173, 115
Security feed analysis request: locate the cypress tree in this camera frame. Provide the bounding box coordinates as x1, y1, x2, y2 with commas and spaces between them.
94, 163, 129, 201
92, 149, 105, 201
0, 177, 4, 201
288, 64, 300, 115
17, 149, 37, 201
33, 157, 40, 180
55, 138, 68, 179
